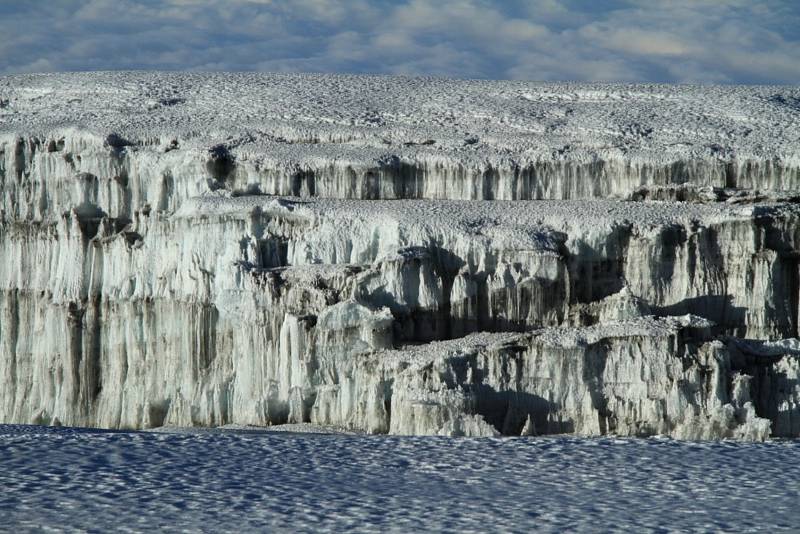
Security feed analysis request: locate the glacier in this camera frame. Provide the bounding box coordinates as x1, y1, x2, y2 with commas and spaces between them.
1, 72, 800, 439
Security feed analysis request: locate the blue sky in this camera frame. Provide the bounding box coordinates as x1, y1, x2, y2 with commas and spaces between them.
1, 0, 799, 83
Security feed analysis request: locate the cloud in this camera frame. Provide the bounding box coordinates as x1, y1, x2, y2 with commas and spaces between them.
0, 0, 798, 83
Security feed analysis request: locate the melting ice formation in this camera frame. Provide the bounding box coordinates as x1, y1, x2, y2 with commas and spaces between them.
1, 72, 800, 439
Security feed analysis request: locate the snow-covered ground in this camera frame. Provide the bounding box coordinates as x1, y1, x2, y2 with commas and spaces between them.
2, 424, 798, 533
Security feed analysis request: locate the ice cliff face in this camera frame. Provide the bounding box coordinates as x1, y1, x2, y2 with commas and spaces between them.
3, 72, 800, 209
1, 72, 800, 439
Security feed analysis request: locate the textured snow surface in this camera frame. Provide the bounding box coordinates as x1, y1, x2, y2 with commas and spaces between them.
2, 71, 799, 165
182, 190, 780, 227
2, 424, 798, 533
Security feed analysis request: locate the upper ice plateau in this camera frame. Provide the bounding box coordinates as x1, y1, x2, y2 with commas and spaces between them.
1, 72, 800, 439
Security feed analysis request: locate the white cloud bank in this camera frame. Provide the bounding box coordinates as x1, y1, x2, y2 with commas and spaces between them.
1, 0, 798, 83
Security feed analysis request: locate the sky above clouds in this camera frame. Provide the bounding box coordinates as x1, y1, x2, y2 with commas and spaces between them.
1, 0, 799, 83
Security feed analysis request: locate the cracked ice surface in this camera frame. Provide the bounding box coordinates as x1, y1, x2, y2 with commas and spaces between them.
1, 424, 798, 533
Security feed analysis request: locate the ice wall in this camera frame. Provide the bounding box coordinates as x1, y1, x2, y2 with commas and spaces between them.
2, 73, 800, 212
2, 72, 800, 439
1, 191, 800, 438
3, 133, 800, 219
